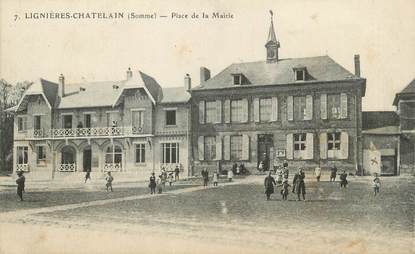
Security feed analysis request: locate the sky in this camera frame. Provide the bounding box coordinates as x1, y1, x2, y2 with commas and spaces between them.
1, 0, 414, 111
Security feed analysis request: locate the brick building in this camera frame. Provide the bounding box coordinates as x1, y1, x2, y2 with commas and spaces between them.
189, 15, 366, 175
7, 69, 190, 180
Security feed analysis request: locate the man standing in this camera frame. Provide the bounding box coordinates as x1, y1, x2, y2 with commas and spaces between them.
174, 165, 180, 181
293, 168, 306, 201
339, 170, 348, 188
16, 171, 25, 201
105, 172, 114, 192
330, 166, 338, 182
264, 171, 276, 201
149, 172, 157, 194
202, 168, 209, 187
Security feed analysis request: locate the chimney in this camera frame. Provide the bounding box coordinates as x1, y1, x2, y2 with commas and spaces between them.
126, 67, 133, 80
58, 74, 65, 98
354, 54, 361, 77
200, 67, 211, 83
184, 74, 191, 91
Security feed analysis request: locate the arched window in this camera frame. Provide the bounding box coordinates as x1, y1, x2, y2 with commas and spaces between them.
61, 146, 76, 164
105, 145, 122, 165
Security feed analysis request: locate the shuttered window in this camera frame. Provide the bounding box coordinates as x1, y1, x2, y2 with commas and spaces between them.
321, 131, 349, 160
287, 96, 294, 121
231, 100, 243, 122
199, 101, 205, 124
289, 133, 313, 160
271, 97, 278, 121
205, 101, 216, 123
328, 94, 341, 119
17, 146, 28, 164
230, 135, 243, 160
224, 100, 231, 123
17, 116, 27, 132
216, 136, 222, 160
204, 136, 216, 161
260, 98, 272, 122
293, 96, 306, 120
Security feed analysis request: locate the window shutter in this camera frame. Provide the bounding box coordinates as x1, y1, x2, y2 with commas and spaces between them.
223, 135, 230, 160
224, 99, 230, 123
271, 97, 278, 121
215, 100, 222, 123
253, 98, 260, 122
287, 96, 294, 121
305, 95, 313, 120
305, 133, 314, 160
242, 135, 250, 160
198, 136, 204, 161
340, 132, 349, 159
320, 93, 327, 120
215, 136, 222, 160
319, 132, 327, 159
199, 101, 205, 124
340, 93, 348, 119
286, 134, 293, 159
242, 98, 249, 122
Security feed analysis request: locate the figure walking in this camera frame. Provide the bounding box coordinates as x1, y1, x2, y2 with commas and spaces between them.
340, 170, 348, 188
330, 166, 338, 182
149, 172, 156, 194
84, 169, 91, 183
105, 172, 114, 192
264, 171, 276, 201
293, 168, 306, 201
16, 171, 25, 201
373, 173, 381, 196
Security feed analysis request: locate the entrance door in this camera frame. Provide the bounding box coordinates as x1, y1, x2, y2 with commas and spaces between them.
83, 148, 92, 172
381, 156, 397, 176
257, 134, 274, 171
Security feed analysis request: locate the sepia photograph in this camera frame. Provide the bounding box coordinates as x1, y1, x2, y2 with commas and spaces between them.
0, 0, 414, 253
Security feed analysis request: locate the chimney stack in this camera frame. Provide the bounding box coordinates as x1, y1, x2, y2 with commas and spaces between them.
58, 74, 65, 98
126, 67, 133, 79
200, 67, 211, 83
184, 74, 191, 91
354, 54, 361, 77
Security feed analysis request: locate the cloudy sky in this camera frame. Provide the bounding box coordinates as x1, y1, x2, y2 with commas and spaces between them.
1, 0, 414, 111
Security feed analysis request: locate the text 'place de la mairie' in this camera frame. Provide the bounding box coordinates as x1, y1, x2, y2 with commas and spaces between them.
5, 16, 415, 181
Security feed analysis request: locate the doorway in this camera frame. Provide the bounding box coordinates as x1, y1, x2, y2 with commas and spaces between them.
381, 156, 397, 176
83, 147, 92, 172
257, 134, 274, 171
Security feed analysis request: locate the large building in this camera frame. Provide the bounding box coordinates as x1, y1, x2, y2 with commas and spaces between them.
8, 69, 191, 179
189, 15, 366, 175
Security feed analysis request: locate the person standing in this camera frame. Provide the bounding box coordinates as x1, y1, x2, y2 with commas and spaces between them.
340, 170, 348, 188
227, 169, 234, 182
149, 172, 157, 194
168, 172, 174, 187
314, 167, 321, 182
84, 169, 91, 183
276, 167, 283, 184
212, 171, 219, 186
373, 173, 381, 196
278, 179, 291, 201
105, 172, 114, 192
157, 175, 163, 194
258, 161, 264, 172
16, 171, 25, 201
174, 165, 180, 181
264, 171, 276, 201
330, 166, 338, 182
293, 168, 306, 201
202, 168, 209, 187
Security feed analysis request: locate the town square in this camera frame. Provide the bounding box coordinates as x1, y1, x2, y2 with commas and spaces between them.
0, 0, 414, 253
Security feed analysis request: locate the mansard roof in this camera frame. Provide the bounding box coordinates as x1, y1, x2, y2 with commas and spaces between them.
192, 55, 362, 91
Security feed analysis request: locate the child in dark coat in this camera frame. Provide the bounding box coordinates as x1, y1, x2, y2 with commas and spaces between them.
278, 179, 291, 201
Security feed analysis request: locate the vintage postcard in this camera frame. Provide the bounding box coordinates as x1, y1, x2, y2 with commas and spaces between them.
0, 0, 414, 253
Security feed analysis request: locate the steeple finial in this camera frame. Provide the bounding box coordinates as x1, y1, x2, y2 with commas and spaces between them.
265, 10, 280, 63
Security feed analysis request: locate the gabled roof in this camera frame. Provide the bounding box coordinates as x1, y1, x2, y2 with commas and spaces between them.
192, 56, 361, 91
14, 78, 57, 112
362, 111, 400, 130
393, 79, 415, 105
160, 87, 190, 104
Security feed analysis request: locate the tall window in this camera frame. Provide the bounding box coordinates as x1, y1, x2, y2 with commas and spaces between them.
17, 146, 28, 165
84, 114, 92, 128
231, 99, 243, 122
63, 115, 73, 129
260, 98, 272, 122
37, 146, 46, 160
17, 116, 27, 132
105, 145, 123, 165
328, 132, 341, 150
230, 136, 242, 160
295, 69, 305, 81
165, 110, 176, 126
132, 111, 144, 129
293, 133, 306, 151
293, 96, 306, 120
233, 74, 242, 85
106, 112, 120, 127
204, 136, 216, 160
328, 94, 341, 119
162, 143, 179, 164
135, 144, 145, 163
205, 101, 216, 123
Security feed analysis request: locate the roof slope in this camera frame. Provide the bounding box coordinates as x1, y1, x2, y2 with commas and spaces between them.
160, 87, 190, 104
192, 56, 359, 90
362, 111, 400, 130
393, 79, 415, 105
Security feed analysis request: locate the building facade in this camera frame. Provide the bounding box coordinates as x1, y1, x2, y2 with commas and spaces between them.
189, 17, 366, 175
9, 69, 191, 179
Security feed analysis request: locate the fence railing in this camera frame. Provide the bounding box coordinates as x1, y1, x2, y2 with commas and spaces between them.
27, 126, 145, 139
58, 163, 77, 172
16, 164, 29, 172
103, 163, 122, 172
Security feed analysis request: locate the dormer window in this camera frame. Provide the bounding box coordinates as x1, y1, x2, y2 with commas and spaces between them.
233, 74, 242, 85
293, 66, 307, 81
